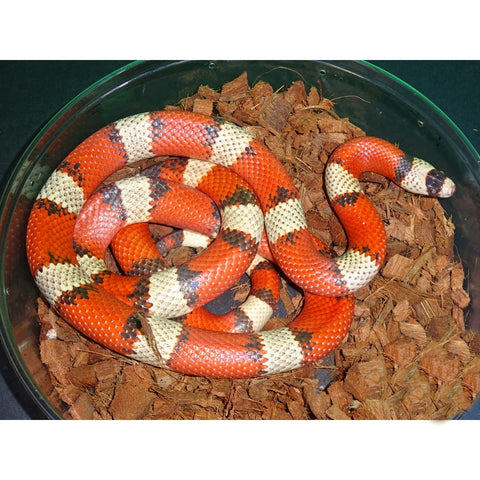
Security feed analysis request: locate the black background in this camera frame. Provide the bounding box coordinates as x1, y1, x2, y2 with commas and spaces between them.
1, 60, 479, 419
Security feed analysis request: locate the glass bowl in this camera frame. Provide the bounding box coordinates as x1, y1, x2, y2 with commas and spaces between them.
1, 60, 479, 419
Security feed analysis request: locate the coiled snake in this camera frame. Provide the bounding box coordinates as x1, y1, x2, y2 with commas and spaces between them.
26, 110, 455, 378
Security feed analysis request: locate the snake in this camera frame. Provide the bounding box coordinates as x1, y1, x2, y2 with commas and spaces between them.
110, 219, 282, 334
26, 110, 455, 378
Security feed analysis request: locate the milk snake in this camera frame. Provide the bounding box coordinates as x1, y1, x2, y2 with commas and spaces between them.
26, 110, 455, 378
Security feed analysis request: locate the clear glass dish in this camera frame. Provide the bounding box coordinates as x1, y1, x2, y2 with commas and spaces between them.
1, 60, 479, 419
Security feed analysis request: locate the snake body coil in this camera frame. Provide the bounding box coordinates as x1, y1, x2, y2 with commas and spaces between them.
26, 110, 455, 378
